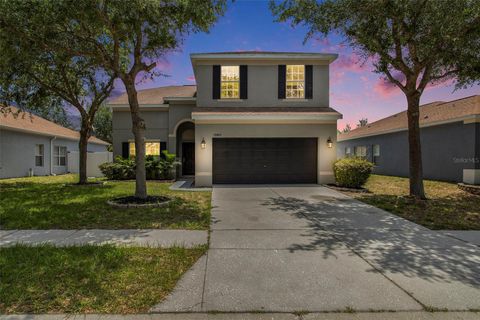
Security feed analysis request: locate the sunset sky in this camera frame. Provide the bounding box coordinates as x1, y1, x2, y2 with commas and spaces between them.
112, 0, 479, 130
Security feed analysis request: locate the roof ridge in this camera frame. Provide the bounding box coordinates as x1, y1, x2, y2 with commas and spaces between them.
339, 95, 479, 140
435, 94, 479, 106
2, 106, 108, 145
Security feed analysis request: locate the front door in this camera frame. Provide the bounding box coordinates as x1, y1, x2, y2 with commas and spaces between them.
182, 142, 195, 176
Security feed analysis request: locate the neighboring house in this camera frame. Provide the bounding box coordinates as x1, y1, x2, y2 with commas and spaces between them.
109, 51, 342, 187
337, 95, 480, 185
0, 107, 109, 179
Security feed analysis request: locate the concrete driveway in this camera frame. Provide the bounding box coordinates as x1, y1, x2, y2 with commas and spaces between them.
153, 185, 480, 313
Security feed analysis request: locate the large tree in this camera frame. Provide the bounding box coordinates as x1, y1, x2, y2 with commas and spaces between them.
93, 105, 113, 144
0, 0, 116, 184
65, 0, 226, 198
272, 0, 480, 199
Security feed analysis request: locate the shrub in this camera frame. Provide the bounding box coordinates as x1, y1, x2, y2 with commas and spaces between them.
100, 153, 179, 180
333, 157, 373, 188
99, 156, 135, 180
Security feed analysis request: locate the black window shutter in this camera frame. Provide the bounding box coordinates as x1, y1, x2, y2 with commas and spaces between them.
240, 65, 248, 99
122, 142, 129, 158
160, 141, 167, 159
305, 65, 313, 99
212, 65, 221, 99
278, 65, 286, 99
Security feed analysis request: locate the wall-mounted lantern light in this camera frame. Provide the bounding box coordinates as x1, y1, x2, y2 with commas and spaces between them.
327, 137, 333, 148
201, 138, 206, 149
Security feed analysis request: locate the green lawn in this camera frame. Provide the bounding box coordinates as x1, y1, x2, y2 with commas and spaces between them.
0, 244, 206, 313
0, 175, 210, 229
343, 175, 480, 230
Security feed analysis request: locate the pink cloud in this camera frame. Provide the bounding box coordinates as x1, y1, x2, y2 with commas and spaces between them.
360, 76, 369, 83
332, 53, 371, 73
373, 78, 401, 97
331, 92, 354, 105
186, 75, 196, 82
331, 71, 345, 85
154, 59, 172, 72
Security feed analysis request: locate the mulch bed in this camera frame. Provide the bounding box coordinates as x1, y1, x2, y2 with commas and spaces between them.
458, 183, 480, 196
63, 181, 106, 187
107, 195, 171, 208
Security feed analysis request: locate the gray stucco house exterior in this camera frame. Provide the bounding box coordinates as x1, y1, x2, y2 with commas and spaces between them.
337, 95, 480, 185
109, 51, 342, 187
0, 108, 109, 179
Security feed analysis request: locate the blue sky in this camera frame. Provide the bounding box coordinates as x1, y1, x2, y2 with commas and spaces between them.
112, 0, 479, 130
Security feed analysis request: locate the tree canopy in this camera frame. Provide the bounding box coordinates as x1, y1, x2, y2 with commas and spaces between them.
272, 0, 480, 198
0, 0, 117, 183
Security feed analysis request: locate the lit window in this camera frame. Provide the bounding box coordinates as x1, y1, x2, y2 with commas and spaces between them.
373, 144, 380, 165
354, 146, 367, 159
220, 66, 239, 99
129, 142, 161, 157
54, 146, 67, 166
286, 65, 305, 99
35, 144, 44, 167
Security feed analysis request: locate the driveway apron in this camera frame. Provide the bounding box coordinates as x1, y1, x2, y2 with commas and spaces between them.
152, 185, 480, 313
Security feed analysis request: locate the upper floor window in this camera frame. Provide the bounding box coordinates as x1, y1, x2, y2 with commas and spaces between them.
221, 66, 239, 99
286, 65, 305, 99
35, 144, 44, 167
54, 146, 67, 166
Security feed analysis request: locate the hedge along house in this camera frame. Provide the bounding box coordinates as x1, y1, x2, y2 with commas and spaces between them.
337, 95, 480, 185
0, 107, 109, 179
109, 52, 342, 187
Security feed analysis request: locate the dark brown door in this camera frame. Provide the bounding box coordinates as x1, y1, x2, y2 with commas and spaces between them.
213, 138, 317, 184
182, 142, 195, 175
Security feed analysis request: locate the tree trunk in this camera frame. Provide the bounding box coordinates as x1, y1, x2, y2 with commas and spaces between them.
78, 125, 90, 185
406, 93, 426, 199
124, 77, 147, 199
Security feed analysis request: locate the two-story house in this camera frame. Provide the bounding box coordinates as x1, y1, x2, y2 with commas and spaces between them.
109, 52, 342, 187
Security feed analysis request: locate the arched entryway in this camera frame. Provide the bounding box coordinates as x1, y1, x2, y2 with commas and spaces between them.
176, 121, 195, 176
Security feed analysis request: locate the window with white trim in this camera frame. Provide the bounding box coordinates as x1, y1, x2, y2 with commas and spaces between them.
345, 147, 352, 157
286, 65, 305, 98
129, 141, 161, 157
354, 146, 367, 159
35, 144, 44, 167
54, 146, 67, 166
220, 66, 240, 99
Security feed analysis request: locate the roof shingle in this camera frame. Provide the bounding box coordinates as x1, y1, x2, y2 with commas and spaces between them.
0, 107, 109, 145
338, 95, 480, 141
109, 85, 197, 105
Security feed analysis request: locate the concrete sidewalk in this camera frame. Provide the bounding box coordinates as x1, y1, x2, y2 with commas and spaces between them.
0, 229, 207, 248
1, 312, 479, 319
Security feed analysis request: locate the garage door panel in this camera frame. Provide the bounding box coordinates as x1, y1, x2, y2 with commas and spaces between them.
213, 138, 317, 184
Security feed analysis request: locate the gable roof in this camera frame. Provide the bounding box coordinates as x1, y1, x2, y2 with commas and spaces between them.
109, 85, 197, 105
338, 95, 480, 141
0, 107, 109, 145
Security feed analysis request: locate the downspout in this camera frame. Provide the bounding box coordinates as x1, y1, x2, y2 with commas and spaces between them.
50, 136, 56, 175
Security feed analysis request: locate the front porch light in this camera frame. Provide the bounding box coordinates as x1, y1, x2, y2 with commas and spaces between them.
327, 137, 333, 148
201, 138, 206, 149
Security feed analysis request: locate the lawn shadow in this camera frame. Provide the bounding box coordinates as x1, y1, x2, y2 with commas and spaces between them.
353, 192, 480, 230
0, 181, 209, 229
